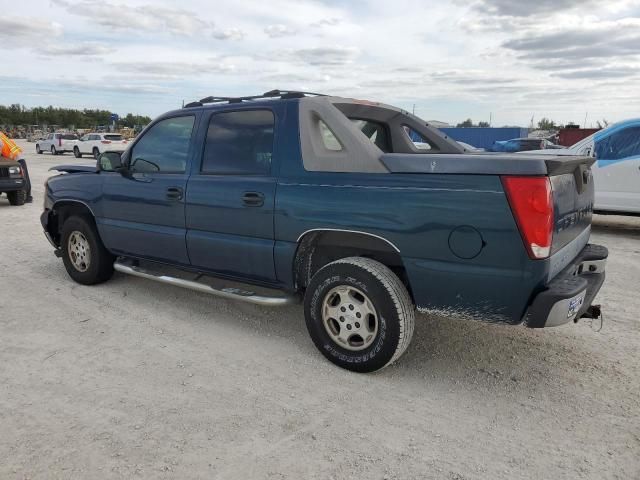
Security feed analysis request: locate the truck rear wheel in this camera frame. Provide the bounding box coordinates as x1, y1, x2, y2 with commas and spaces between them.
61, 216, 115, 285
7, 190, 26, 206
73, 146, 82, 158
304, 257, 415, 372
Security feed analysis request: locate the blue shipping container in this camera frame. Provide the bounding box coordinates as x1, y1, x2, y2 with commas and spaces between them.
438, 127, 528, 150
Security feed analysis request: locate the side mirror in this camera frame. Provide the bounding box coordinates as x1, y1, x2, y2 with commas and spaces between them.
97, 151, 124, 173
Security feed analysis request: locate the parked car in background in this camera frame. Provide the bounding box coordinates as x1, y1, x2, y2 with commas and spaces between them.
74, 133, 129, 159
490, 138, 548, 152
524, 118, 640, 215
36, 133, 79, 155
41, 91, 606, 372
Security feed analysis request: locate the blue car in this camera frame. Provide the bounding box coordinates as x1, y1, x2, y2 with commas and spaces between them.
41, 91, 607, 372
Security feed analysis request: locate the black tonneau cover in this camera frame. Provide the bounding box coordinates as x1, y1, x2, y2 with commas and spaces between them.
381, 153, 595, 176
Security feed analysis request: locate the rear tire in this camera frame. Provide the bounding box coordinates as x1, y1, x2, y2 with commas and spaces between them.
73, 146, 82, 158
7, 190, 26, 206
93, 147, 100, 159
36, 144, 42, 154
61, 215, 115, 285
304, 257, 415, 373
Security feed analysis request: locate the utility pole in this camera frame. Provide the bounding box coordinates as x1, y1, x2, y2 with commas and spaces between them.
412, 104, 415, 115
489, 112, 492, 127
583, 112, 588, 128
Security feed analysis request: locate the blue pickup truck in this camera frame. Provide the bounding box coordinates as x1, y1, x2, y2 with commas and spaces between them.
41, 90, 607, 372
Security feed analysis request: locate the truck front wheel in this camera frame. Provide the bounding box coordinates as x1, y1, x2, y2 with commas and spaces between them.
304, 257, 415, 372
61, 215, 115, 285
7, 190, 26, 206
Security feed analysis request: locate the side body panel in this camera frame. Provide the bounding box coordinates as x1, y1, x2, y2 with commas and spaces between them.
273, 102, 544, 322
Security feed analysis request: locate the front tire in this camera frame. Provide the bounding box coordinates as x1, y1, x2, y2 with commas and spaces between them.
93, 147, 100, 159
73, 146, 82, 158
7, 190, 26, 206
51, 146, 57, 156
36, 144, 42, 154
61, 216, 115, 285
304, 257, 415, 373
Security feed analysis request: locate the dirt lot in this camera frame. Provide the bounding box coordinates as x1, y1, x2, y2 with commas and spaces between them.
1, 141, 639, 479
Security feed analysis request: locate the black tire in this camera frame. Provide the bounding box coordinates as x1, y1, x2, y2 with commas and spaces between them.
36, 144, 42, 154
61, 215, 115, 285
93, 147, 100, 160
7, 190, 26, 206
51, 145, 57, 156
304, 257, 415, 373
73, 146, 82, 158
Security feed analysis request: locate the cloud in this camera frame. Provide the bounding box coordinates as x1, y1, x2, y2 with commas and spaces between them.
470, 0, 597, 16
291, 46, 359, 65
213, 28, 247, 40
550, 66, 640, 79
503, 20, 640, 63
39, 42, 116, 57
264, 24, 297, 38
310, 17, 341, 28
112, 60, 237, 78
430, 70, 520, 85
52, 0, 243, 38
0, 17, 62, 44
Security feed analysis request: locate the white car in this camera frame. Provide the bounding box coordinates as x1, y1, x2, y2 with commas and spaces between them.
522, 119, 640, 215
36, 133, 79, 155
74, 133, 130, 159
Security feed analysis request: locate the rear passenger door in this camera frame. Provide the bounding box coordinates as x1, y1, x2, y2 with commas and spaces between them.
185, 108, 278, 282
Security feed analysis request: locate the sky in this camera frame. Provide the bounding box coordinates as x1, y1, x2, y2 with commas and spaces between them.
1, 0, 639, 126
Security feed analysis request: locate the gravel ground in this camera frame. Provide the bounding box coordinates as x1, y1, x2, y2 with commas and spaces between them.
1, 141, 639, 480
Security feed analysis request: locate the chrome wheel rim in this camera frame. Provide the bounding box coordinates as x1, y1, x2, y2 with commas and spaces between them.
322, 286, 378, 351
68, 231, 91, 272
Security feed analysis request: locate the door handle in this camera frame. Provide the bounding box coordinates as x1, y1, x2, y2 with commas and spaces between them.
242, 191, 265, 207
166, 187, 183, 200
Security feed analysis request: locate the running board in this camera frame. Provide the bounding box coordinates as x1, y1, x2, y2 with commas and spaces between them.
113, 259, 298, 307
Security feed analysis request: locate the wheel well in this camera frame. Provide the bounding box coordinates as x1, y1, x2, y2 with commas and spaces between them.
293, 230, 413, 299
46, 202, 96, 246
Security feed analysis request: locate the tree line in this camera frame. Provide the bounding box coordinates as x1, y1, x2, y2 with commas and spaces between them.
0, 104, 152, 129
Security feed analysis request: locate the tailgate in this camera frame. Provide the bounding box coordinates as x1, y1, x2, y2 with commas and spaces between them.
547, 156, 595, 255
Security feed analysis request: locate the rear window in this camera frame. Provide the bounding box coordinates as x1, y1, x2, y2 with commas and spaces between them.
61, 134, 78, 140
104, 134, 123, 141
350, 119, 391, 153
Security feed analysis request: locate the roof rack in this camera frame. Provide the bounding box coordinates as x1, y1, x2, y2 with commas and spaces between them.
183, 89, 326, 108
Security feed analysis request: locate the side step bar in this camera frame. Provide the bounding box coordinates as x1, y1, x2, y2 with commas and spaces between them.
113, 259, 298, 307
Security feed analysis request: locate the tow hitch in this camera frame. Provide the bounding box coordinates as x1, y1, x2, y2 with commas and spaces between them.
577, 304, 604, 331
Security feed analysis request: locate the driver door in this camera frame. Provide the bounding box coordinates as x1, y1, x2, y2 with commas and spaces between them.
97, 114, 198, 265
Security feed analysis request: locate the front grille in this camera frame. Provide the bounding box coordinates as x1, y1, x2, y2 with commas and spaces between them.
0, 167, 9, 178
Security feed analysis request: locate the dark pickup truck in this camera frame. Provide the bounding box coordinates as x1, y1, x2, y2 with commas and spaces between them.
0, 158, 28, 205
41, 91, 606, 372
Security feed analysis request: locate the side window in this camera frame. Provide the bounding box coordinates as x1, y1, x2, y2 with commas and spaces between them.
201, 110, 274, 175
350, 119, 391, 153
596, 127, 640, 160
318, 119, 343, 151
402, 125, 432, 150
130, 116, 195, 173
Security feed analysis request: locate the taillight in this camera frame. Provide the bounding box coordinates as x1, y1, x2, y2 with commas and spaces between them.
501, 176, 554, 259
101, 140, 111, 144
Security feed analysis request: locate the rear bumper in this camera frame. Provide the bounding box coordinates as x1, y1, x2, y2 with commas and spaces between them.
525, 244, 607, 328
0, 178, 26, 192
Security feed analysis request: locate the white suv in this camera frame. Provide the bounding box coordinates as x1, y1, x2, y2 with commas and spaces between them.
74, 133, 129, 159
36, 133, 79, 155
